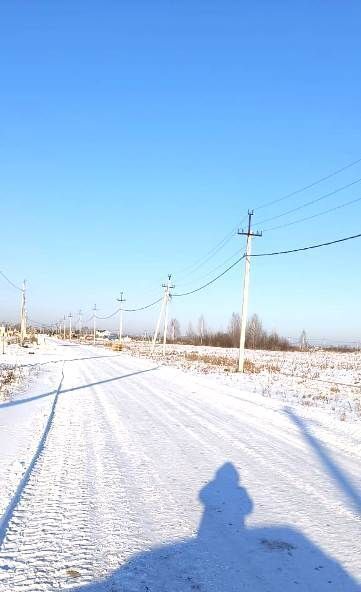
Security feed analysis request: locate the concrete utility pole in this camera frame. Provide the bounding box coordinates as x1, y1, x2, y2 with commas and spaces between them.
151, 275, 175, 356
162, 275, 175, 356
93, 304, 97, 345
116, 292, 126, 344
20, 280, 27, 346
63, 315, 66, 340
237, 211, 262, 372
151, 297, 166, 355
68, 313, 72, 341
78, 309, 82, 341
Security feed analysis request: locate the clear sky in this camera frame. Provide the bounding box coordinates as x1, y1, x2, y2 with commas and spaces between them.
1, 1, 361, 340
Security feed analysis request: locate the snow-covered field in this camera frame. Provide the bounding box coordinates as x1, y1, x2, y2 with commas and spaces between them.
0, 339, 360, 591
124, 341, 361, 423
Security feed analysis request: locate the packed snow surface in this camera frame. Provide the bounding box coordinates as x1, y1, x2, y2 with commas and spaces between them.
0, 339, 360, 591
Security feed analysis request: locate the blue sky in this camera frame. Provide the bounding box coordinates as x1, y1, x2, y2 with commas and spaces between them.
1, 1, 361, 339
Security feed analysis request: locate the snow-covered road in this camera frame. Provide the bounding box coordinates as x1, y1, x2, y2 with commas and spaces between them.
0, 341, 360, 591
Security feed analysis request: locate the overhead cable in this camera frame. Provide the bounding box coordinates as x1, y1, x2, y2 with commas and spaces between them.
173, 255, 246, 297
176, 157, 361, 281
175, 214, 248, 279
257, 177, 361, 225
254, 155, 361, 211
122, 297, 163, 312
263, 196, 361, 232
95, 297, 163, 319
0, 271, 22, 291
252, 232, 361, 257
174, 231, 361, 297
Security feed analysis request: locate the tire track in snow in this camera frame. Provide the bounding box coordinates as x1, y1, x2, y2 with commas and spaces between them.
0, 360, 103, 590
0, 359, 160, 591
0, 362, 65, 547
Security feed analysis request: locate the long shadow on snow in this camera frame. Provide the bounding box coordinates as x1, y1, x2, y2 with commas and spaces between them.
74, 462, 359, 592
0, 367, 158, 410
285, 407, 361, 515
5, 354, 121, 370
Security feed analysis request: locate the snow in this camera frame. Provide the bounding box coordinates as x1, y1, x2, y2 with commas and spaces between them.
0, 340, 360, 591
124, 341, 361, 422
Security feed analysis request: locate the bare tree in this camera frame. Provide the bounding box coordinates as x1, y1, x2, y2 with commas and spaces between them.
228, 312, 240, 348
186, 321, 195, 339
246, 314, 264, 349
197, 315, 206, 345
169, 318, 181, 342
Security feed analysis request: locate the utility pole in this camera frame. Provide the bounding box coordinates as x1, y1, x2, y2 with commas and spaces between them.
237, 210, 262, 372
20, 280, 27, 346
151, 275, 175, 355
68, 313, 72, 341
78, 309, 82, 341
93, 304, 97, 345
63, 315, 66, 340
116, 292, 126, 344
162, 275, 174, 356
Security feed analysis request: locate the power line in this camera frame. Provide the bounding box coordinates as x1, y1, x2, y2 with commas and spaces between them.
0, 271, 22, 291
263, 195, 361, 232
176, 247, 241, 289
173, 255, 246, 297
174, 231, 361, 297
175, 214, 248, 280
251, 232, 361, 257
176, 157, 361, 280
95, 297, 163, 319
11, 233, 361, 329
176, 231, 236, 280
95, 308, 121, 320
257, 177, 361, 226
28, 318, 57, 328
123, 297, 163, 312
254, 155, 361, 211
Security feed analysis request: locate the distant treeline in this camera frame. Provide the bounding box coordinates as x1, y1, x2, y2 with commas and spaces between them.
168, 313, 292, 351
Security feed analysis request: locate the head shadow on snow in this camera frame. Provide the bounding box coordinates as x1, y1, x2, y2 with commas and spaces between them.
74, 451, 360, 591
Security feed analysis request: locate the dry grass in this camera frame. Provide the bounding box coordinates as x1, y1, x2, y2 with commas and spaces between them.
66, 568, 81, 578
0, 366, 19, 401
244, 359, 281, 374
184, 352, 236, 370
182, 353, 281, 375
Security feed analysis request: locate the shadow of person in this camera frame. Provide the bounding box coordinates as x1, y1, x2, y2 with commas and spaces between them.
74, 462, 359, 591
